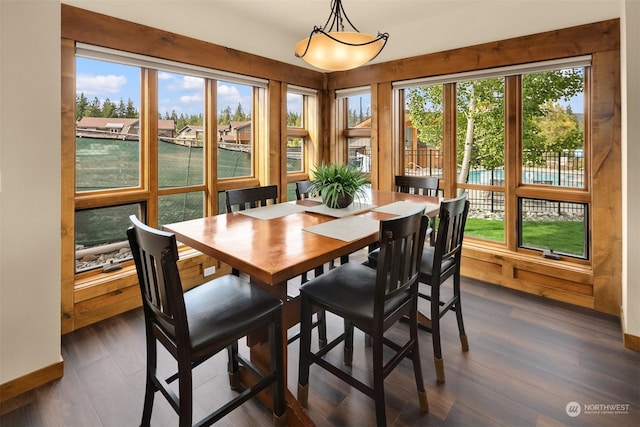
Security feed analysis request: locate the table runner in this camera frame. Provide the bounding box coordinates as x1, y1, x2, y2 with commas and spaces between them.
304, 201, 376, 218
303, 216, 380, 242
372, 201, 438, 216
238, 202, 307, 220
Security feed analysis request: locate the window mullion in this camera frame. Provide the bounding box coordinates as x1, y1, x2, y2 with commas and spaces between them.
142, 68, 159, 227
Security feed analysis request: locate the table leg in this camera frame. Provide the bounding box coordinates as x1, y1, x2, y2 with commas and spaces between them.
243, 277, 314, 426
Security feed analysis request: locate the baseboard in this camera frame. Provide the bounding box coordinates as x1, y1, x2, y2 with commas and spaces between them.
623, 332, 640, 352
0, 360, 63, 404
620, 305, 640, 352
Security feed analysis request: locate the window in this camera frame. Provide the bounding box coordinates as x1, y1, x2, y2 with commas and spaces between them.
404, 84, 444, 177
457, 76, 505, 243
394, 56, 592, 258
286, 86, 317, 200
217, 81, 254, 179
335, 88, 372, 174
72, 45, 267, 273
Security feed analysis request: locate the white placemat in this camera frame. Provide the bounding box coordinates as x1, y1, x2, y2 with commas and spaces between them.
303, 216, 380, 242
372, 201, 438, 216
305, 201, 376, 218
238, 203, 307, 220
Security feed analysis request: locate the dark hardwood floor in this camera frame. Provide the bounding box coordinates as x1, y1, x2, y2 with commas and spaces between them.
2, 249, 638, 426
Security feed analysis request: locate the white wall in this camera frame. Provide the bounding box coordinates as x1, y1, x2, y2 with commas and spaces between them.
0, 0, 636, 387
0, 1, 62, 383
622, 0, 640, 337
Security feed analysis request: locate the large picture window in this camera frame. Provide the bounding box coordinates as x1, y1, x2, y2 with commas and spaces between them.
72, 45, 267, 273
395, 57, 592, 259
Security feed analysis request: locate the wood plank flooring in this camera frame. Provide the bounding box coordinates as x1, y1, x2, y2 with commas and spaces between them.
2, 250, 638, 426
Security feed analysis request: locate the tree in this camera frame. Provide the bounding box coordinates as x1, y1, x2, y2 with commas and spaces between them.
76, 93, 88, 120
232, 102, 248, 121
408, 68, 584, 183
86, 96, 102, 117
125, 98, 138, 118
218, 106, 232, 125
287, 111, 301, 127
101, 97, 116, 118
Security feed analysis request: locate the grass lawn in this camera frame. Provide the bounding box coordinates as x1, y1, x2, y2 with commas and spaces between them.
464, 218, 585, 257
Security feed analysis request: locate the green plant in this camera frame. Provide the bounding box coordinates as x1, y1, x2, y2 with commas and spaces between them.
309, 162, 367, 208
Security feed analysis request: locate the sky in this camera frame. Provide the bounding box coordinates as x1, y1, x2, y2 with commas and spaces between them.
76, 57, 303, 118
76, 56, 581, 121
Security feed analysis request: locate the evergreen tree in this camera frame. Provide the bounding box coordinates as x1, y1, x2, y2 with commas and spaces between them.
86, 96, 102, 117
219, 106, 232, 125
102, 97, 116, 118
76, 92, 88, 120
232, 102, 247, 121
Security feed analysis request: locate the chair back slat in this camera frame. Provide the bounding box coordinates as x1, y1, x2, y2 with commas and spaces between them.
295, 180, 317, 200
433, 194, 470, 276
127, 215, 187, 338
226, 185, 278, 212
375, 212, 428, 317
395, 175, 440, 196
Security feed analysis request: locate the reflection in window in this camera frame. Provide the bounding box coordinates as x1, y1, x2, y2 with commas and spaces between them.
519, 198, 588, 259
75, 203, 143, 273
405, 85, 444, 177
158, 71, 204, 188
522, 67, 585, 188
75, 58, 141, 192
217, 81, 253, 178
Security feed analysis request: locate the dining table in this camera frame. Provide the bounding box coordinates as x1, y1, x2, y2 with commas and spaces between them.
163, 189, 440, 425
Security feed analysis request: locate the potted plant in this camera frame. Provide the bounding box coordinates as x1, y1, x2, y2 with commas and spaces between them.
309, 162, 368, 209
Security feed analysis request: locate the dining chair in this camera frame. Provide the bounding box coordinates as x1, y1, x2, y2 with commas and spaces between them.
368, 193, 470, 383
225, 184, 278, 212
395, 175, 440, 246
225, 184, 278, 276
297, 210, 430, 426
394, 175, 441, 197
127, 215, 286, 426
292, 180, 327, 347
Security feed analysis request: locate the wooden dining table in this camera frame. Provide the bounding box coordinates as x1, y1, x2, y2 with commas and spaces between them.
163, 189, 440, 425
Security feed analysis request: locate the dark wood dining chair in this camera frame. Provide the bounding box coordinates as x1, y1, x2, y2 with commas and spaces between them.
395, 175, 440, 245
290, 180, 328, 347
127, 215, 286, 426
394, 174, 441, 197
368, 193, 470, 383
225, 184, 278, 212
297, 211, 430, 426
225, 184, 278, 275
417, 194, 470, 383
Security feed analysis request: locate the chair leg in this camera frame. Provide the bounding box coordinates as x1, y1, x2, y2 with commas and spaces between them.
372, 333, 387, 426
317, 309, 327, 348
409, 304, 429, 413
269, 311, 287, 424
141, 335, 156, 427
177, 358, 193, 427
227, 342, 240, 390
344, 320, 354, 366
297, 295, 313, 408
431, 285, 445, 383
454, 272, 469, 352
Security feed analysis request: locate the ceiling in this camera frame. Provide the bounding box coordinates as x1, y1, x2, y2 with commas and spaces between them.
62, 0, 620, 71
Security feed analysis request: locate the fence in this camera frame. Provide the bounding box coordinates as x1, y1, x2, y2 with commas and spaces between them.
403, 149, 585, 218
